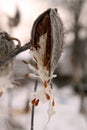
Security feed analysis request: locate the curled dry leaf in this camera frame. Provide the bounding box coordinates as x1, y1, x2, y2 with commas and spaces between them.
28, 8, 64, 119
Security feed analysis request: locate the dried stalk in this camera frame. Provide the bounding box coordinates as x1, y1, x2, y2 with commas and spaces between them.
31, 80, 38, 130
0, 42, 31, 66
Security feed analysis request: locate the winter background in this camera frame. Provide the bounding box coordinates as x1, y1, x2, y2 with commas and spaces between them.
0, 0, 87, 130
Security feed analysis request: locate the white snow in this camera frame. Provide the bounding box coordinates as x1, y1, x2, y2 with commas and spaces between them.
0, 83, 87, 130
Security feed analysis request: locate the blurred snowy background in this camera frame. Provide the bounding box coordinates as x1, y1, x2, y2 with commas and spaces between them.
0, 0, 87, 130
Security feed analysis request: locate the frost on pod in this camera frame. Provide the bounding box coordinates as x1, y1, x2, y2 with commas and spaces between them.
28, 8, 64, 119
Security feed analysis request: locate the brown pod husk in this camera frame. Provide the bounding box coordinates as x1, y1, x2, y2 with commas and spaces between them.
30, 8, 64, 75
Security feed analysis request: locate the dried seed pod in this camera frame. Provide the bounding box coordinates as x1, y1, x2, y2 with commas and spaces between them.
0, 32, 19, 93
0, 32, 15, 77
29, 9, 64, 120
30, 8, 64, 75
0, 32, 15, 59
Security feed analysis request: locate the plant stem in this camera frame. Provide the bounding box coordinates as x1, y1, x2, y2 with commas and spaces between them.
0, 42, 31, 66
31, 79, 38, 130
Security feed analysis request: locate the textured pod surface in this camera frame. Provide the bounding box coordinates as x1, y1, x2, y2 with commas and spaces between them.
0, 32, 15, 76
30, 8, 64, 75
0, 32, 15, 57
50, 9, 64, 73
0, 32, 15, 92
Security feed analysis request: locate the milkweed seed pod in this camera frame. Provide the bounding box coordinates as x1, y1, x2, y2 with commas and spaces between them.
30, 8, 64, 75
28, 8, 64, 119
0, 32, 15, 93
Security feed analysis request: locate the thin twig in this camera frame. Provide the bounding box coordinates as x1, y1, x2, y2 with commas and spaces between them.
31, 80, 38, 130
0, 42, 31, 66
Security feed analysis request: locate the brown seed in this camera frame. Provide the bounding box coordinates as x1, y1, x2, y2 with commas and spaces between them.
32, 98, 36, 105
25, 74, 29, 77
44, 81, 48, 88
45, 93, 50, 100
52, 100, 55, 106
35, 99, 39, 106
